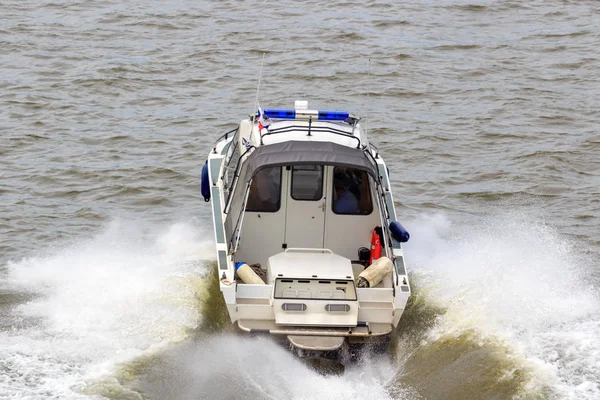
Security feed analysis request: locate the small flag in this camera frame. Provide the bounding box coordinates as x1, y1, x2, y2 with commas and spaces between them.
257, 104, 270, 132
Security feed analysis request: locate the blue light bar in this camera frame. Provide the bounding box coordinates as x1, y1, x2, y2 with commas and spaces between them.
264, 109, 296, 119
318, 111, 349, 121
263, 109, 350, 121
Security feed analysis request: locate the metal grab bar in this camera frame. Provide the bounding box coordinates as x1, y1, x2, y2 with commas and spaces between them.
261, 125, 362, 148
284, 248, 334, 254
224, 145, 256, 214
212, 127, 238, 153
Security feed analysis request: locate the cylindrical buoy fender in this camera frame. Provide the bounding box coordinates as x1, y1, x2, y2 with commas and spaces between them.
390, 221, 410, 243
235, 262, 265, 285
201, 160, 211, 202
357, 257, 394, 288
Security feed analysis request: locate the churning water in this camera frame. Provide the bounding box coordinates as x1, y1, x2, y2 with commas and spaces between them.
1, 0, 599, 399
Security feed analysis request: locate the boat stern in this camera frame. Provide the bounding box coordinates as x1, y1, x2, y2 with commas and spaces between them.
235, 249, 396, 356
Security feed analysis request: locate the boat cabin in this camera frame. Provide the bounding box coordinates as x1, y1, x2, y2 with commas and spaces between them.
233, 157, 382, 270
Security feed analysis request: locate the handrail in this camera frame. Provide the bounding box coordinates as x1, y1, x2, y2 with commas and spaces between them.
369, 141, 380, 159
261, 125, 362, 149
284, 248, 334, 254
227, 180, 251, 252
224, 145, 256, 214
212, 127, 238, 153
231, 182, 251, 254
362, 148, 382, 183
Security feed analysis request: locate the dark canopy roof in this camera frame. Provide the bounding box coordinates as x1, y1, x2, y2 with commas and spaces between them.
239, 140, 377, 185
225, 140, 379, 245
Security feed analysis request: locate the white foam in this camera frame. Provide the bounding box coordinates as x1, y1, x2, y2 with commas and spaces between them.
403, 211, 600, 398
2, 219, 214, 399
4, 212, 598, 399
148, 335, 416, 400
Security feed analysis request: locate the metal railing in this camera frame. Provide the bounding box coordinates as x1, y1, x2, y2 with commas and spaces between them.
260, 122, 362, 149
211, 127, 238, 154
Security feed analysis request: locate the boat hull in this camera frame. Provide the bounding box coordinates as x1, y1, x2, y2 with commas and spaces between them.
206, 105, 412, 360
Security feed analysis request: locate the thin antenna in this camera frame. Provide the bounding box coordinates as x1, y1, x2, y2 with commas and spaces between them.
366, 58, 371, 136
252, 53, 266, 124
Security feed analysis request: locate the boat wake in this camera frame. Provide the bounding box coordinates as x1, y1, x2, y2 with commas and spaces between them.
109, 210, 599, 400
2, 211, 598, 399
123, 335, 413, 400
1, 219, 214, 399
396, 211, 600, 399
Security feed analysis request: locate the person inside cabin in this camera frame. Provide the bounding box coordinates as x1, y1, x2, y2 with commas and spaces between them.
246, 167, 281, 212
333, 170, 360, 214
333, 167, 373, 215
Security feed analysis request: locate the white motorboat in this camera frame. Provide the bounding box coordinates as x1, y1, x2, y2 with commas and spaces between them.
202, 100, 411, 358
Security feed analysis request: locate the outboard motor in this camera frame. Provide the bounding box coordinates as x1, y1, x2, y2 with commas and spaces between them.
201, 160, 211, 202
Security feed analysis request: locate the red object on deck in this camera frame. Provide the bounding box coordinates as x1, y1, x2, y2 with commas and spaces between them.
369, 229, 382, 264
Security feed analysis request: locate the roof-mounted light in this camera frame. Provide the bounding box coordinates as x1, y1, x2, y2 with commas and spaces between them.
263, 108, 350, 121
264, 109, 296, 119
318, 111, 349, 121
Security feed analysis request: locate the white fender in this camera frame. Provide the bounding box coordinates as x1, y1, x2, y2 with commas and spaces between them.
235, 263, 265, 285
357, 257, 393, 288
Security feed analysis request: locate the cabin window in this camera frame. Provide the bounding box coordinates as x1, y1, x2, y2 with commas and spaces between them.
332, 167, 373, 215
246, 167, 281, 212
291, 165, 323, 201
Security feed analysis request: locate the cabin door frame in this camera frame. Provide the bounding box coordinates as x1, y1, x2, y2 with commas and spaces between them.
283, 165, 328, 249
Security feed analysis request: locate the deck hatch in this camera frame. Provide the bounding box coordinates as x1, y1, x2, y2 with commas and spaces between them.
274, 278, 357, 301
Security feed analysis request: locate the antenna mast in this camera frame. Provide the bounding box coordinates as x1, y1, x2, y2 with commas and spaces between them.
366, 57, 371, 137
252, 53, 266, 124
